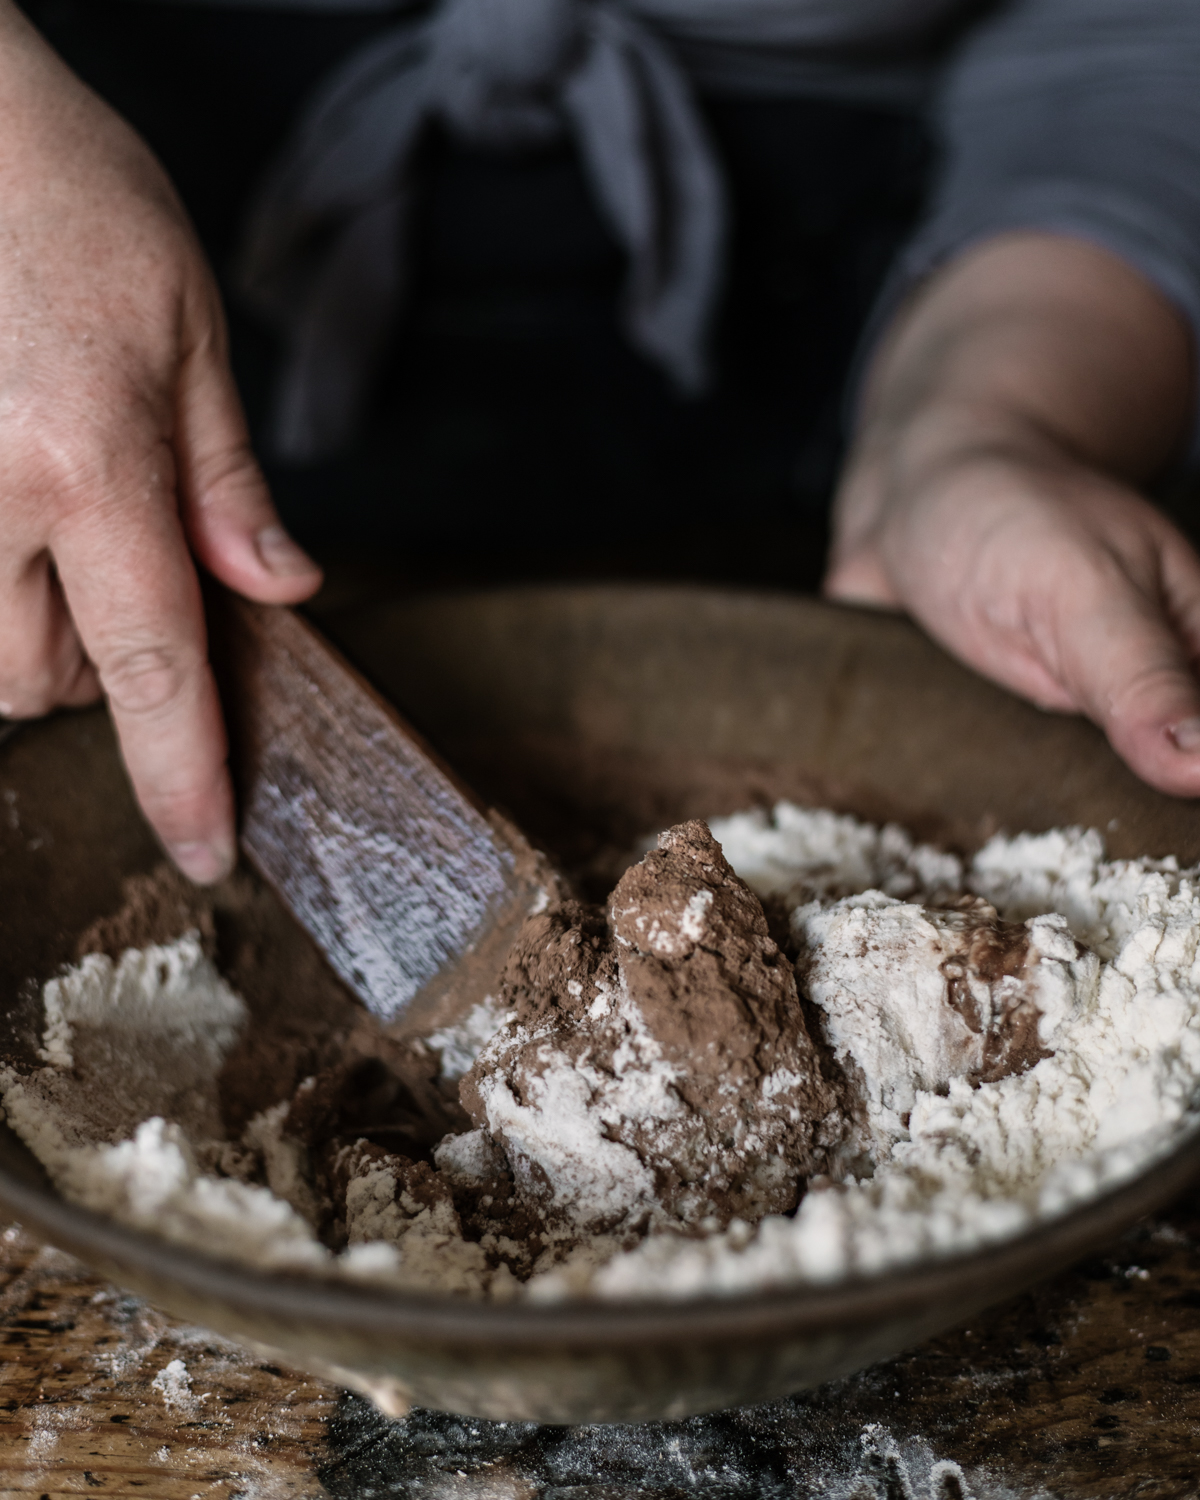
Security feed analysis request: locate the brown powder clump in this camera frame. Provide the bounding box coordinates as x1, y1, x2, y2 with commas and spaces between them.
935, 896, 1051, 1084
610, 820, 839, 1128
460, 822, 851, 1238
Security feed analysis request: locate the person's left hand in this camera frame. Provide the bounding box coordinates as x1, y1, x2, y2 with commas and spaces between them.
825, 233, 1200, 797
828, 439, 1200, 794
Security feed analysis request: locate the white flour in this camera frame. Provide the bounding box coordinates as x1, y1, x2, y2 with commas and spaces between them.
0, 936, 503, 1294
3, 804, 1199, 1303
468, 982, 680, 1233
557, 809, 1200, 1299
0, 939, 329, 1274
423, 997, 513, 1082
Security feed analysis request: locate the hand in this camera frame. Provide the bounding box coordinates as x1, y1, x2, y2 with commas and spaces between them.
826, 233, 1200, 797
0, 4, 322, 881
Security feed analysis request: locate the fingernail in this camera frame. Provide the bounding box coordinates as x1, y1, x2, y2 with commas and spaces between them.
1171, 717, 1200, 754
168, 839, 235, 885
255, 524, 317, 578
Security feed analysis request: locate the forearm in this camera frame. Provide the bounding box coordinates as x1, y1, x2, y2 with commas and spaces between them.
0, 2, 169, 213
0, 0, 40, 50
844, 234, 1195, 528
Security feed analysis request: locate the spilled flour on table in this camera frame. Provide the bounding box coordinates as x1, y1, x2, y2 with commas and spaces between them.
2, 803, 1199, 1302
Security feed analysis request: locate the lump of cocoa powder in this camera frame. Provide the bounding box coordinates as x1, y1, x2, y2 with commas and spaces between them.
458, 821, 851, 1242
932, 895, 1052, 1085
610, 820, 839, 1122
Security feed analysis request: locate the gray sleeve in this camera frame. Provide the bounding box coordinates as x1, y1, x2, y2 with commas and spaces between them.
877, 0, 1200, 459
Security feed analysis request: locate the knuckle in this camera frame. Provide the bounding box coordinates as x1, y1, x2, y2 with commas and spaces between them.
1, 394, 171, 526
100, 644, 195, 719
6, 432, 123, 522
139, 786, 219, 843
0, 683, 59, 719
1105, 661, 1188, 721
189, 441, 266, 513
1, 412, 89, 498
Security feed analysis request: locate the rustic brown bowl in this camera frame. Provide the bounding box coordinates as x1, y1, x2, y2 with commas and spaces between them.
1, 585, 1198, 1423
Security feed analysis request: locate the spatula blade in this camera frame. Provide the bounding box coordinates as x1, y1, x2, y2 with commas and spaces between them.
210, 595, 544, 1034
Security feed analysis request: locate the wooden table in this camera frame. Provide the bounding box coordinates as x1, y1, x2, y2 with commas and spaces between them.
1, 1189, 1198, 1499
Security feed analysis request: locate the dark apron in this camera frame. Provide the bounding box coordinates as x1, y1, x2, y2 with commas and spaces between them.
21, 0, 935, 590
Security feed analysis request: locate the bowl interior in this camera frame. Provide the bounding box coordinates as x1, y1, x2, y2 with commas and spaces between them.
324, 585, 1200, 880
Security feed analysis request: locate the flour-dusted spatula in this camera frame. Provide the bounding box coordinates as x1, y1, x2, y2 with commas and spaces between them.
208, 592, 551, 1037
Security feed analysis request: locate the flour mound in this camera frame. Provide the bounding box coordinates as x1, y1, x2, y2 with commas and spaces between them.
571, 808, 1200, 1301
799, 893, 1097, 1149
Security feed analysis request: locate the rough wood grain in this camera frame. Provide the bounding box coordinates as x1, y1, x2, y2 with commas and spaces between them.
209, 596, 545, 1035
1, 1197, 1198, 1498
0, 1225, 336, 1498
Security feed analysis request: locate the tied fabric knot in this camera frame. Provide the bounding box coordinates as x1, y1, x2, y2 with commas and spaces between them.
434, 0, 579, 145
237, 0, 726, 461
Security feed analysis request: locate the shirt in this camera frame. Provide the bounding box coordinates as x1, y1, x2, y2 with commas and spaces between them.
147, 0, 1200, 464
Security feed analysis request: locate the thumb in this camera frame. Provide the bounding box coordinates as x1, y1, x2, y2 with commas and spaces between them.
174, 311, 322, 604
822, 542, 903, 607
823, 460, 904, 608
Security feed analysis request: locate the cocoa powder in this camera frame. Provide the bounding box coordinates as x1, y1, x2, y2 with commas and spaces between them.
461, 822, 852, 1238
935, 896, 1051, 1084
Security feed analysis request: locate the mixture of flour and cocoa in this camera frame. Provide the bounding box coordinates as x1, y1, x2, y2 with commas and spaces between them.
2, 802, 1199, 1301
455, 822, 847, 1244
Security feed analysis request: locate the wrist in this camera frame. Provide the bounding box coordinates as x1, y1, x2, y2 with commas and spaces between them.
857, 391, 1068, 491
832, 391, 1065, 574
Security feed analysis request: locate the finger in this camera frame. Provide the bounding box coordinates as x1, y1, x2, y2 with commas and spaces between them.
174, 301, 322, 603
1052, 555, 1200, 797
0, 549, 101, 717
50, 445, 236, 884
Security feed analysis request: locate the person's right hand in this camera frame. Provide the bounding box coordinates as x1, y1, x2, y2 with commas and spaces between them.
0, 3, 322, 882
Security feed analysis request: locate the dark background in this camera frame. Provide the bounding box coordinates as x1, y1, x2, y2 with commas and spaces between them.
23, 0, 936, 595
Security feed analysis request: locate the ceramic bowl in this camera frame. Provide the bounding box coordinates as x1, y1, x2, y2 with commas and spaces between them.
1, 586, 1196, 1422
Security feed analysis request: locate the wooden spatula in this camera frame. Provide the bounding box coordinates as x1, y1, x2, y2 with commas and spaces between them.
208, 592, 551, 1038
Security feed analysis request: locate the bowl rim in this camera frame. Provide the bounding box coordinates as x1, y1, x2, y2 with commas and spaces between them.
2, 1116, 1196, 1350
